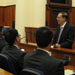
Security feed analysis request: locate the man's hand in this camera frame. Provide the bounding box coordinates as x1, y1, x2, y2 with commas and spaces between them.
55, 43, 61, 48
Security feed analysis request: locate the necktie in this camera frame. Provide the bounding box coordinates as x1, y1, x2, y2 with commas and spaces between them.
57, 27, 63, 43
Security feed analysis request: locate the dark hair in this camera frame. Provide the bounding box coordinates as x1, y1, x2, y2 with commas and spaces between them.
4, 28, 18, 46
36, 27, 53, 48
59, 12, 68, 20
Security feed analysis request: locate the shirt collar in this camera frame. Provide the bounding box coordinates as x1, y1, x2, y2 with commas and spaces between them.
14, 45, 19, 49
37, 48, 51, 56
60, 22, 67, 28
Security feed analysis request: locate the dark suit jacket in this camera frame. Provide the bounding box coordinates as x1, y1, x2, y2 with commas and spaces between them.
1, 45, 26, 69
24, 49, 64, 75
53, 23, 74, 49
0, 38, 8, 52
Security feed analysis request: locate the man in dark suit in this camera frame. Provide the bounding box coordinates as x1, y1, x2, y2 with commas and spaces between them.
0, 38, 7, 52
24, 27, 64, 75
53, 12, 74, 49
1, 28, 26, 69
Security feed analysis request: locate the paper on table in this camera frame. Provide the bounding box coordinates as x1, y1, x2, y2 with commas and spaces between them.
65, 69, 74, 75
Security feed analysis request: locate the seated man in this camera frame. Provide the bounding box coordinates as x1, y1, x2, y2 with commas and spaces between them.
1, 28, 26, 69
24, 27, 64, 75
53, 12, 74, 49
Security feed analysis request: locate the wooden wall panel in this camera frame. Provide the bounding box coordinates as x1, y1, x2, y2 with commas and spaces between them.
4, 7, 13, 26
69, 7, 75, 27
25, 27, 37, 43
46, 5, 50, 27
0, 5, 16, 27
12, 6, 16, 21
0, 7, 3, 26
69, 7, 75, 42
72, 43, 75, 49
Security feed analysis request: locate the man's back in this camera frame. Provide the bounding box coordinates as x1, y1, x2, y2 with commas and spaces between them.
2, 45, 25, 69
24, 49, 64, 75
0, 38, 8, 52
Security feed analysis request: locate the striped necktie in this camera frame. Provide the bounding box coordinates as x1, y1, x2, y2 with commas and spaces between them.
57, 27, 63, 43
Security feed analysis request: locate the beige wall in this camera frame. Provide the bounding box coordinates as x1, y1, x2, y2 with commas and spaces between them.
0, 0, 16, 6
72, 0, 75, 7
15, 0, 27, 43
16, 0, 47, 43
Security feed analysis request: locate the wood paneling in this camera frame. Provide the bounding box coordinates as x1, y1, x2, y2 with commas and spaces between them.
25, 27, 37, 43
47, 0, 72, 8
12, 6, 15, 21
0, 8, 3, 26
4, 7, 13, 26
46, 5, 50, 27
72, 43, 75, 49
69, 7, 75, 27
25, 27, 57, 43
69, 7, 75, 44
0, 5, 16, 27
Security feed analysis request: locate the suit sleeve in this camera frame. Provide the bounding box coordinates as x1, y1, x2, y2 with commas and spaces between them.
60, 26, 74, 48
56, 62, 64, 75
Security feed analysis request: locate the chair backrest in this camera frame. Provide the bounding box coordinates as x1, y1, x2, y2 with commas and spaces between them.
0, 53, 19, 75
20, 67, 44, 75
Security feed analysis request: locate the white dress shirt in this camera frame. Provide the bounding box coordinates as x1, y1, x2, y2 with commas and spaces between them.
37, 48, 51, 56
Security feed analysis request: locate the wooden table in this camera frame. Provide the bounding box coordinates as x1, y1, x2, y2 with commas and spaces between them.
19, 43, 75, 70
20, 43, 37, 53
0, 68, 14, 75
50, 48, 75, 70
